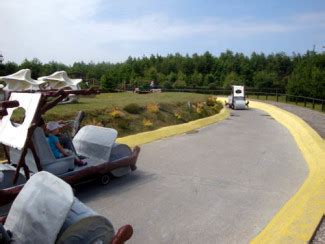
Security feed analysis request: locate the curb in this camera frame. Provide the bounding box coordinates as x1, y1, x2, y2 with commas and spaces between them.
250, 101, 325, 243
116, 107, 229, 147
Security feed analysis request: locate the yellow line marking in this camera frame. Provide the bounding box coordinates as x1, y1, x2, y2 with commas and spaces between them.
250, 101, 325, 243
117, 107, 229, 147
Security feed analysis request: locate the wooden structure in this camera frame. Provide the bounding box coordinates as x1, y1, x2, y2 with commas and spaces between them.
0, 88, 140, 206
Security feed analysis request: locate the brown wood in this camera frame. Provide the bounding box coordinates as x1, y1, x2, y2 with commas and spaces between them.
0, 216, 6, 225
0, 100, 19, 117
111, 225, 133, 244
0, 185, 23, 206
28, 143, 42, 172
62, 146, 140, 185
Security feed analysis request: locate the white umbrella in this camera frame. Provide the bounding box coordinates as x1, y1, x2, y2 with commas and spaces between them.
0, 69, 46, 91
38, 71, 82, 90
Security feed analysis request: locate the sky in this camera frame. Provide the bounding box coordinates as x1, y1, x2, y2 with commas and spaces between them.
0, 0, 325, 64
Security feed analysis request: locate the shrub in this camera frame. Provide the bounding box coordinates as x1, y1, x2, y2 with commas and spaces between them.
211, 101, 223, 113
162, 81, 173, 89
173, 80, 187, 89
195, 102, 205, 114
206, 96, 218, 106
143, 119, 153, 127
87, 118, 103, 126
124, 103, 143, 114
208, 82, 218, 90
146, 103, 159, 113
117, 119, 130, 130
110, 108, 124, 118
159, 102, 174, 113
174, 112, 182, 120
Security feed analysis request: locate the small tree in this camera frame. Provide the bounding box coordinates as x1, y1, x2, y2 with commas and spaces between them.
173, 80, 187, 89
223, 72, 244, 88
253, 71, 277, 89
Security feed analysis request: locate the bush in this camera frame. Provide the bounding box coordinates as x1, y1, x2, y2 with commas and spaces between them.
143, 119, 153, 127
117, 118, 130, 130
173, 80, 187, 89
110, 108, 124, 118
124, 103, 143, 114
206, 96, 218, 106
162, 81, 173, 89
208, 82, 218, 90
146, 103, 159, 113
213, 101, 223, 113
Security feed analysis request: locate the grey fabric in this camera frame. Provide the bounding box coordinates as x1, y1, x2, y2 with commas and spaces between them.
0, 164, 26, 189
32, 127, 75, 174
73, 125, 117, 162
4, 171, 74, 244
57, 198, 115, 243
9, 127, 75, 175
109, 143, 132, 177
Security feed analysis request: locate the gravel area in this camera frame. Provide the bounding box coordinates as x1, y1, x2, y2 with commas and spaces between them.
262, 101, 325, 138
311, 217, 325, 243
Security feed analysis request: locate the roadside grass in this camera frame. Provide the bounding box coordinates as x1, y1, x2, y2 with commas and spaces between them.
43, 92, 223, 137
247, 95, 324, 113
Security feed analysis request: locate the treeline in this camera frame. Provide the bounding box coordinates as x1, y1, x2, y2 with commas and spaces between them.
0, 50, 324, 99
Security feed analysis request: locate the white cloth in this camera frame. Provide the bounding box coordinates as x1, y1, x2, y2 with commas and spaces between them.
4, 171, 74, 244
73, 125, 117, 162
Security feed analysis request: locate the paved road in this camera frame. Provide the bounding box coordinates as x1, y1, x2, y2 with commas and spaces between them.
77, 108, 307, 243
262, 101, 325, 138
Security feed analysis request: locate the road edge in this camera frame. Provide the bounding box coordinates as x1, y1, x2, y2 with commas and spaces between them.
116, 107, 229, 147
250, 101, 325, 243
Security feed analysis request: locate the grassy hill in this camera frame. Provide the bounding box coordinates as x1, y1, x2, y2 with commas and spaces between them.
44, 92, 223, 137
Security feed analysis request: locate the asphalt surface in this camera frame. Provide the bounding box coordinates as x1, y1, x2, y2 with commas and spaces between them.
77, 108, 307, 243
263, 101, 325, 138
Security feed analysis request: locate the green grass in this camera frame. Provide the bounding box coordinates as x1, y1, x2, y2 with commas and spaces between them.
47, 92, 214, 116
247, 95, 325, 113
43, 92, 223, 137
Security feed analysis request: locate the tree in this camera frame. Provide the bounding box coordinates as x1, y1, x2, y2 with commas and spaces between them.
253, 71, 277, 89
223, 72, 244, 89
145, 67, 158, 81
19, 58, 43, 79
101, 70, 118, 91
173, 80, 187, 89
190, 71, 203, 87
168, 72, 177, 83
203, 73, 215, 86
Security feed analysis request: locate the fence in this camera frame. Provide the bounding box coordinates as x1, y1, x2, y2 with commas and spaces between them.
162, 88, 325, 112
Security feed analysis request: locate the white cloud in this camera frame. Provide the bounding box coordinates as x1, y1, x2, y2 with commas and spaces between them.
0, 0, 324, 64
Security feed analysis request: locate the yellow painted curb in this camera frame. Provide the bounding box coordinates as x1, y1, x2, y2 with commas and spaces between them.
117, 107, 229, 147
250, 101, 325, 243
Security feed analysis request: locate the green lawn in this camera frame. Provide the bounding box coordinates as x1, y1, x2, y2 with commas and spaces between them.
47, 92, 214, 116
